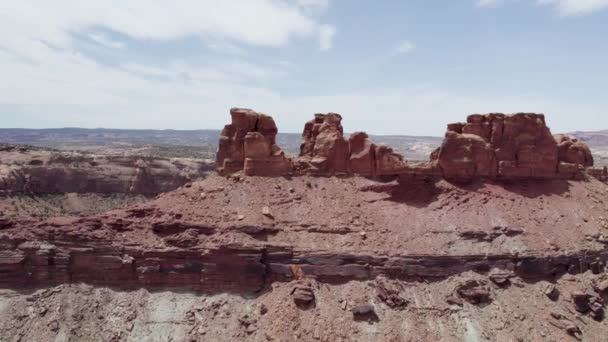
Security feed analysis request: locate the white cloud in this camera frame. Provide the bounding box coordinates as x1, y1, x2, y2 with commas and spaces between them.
0, 0, 335, 112
204, 40, 248, 56
89, 33, 125, 49
537, 0, 608, 16
394, 40, 415, 54
0, 0, 329, 57
319, 24, 336, 51
476, 0, 608, 15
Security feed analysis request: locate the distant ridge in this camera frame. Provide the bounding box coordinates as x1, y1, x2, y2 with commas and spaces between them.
1, 127, 606, 163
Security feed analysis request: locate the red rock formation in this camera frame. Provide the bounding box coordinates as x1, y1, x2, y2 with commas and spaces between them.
436, 113, 592, 180
438, 131, 497, 180
554, 134, 594, 167
216, 109, 594, 181
374, 145, 407, 176
348, 132, 375, 176
299, 113, 350, 175
216, 108, 258, 173
298, 114, 408, 177
216, 108, 291, 176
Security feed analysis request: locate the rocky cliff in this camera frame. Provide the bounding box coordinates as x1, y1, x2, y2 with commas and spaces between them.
0, 145, 213, 195
2, 172, 608, 340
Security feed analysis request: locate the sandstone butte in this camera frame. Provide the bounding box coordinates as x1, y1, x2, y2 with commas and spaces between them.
2, 108, 608, 341
217, 108, 600, 181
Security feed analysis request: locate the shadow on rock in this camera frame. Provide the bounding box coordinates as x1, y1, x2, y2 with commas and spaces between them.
360, 179, 442, 208
351, 305, 380, 323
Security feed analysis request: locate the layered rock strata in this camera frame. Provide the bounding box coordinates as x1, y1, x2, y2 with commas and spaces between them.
3, 171, 607, 293
0, 146, 211, 195
2, 233, 607, 293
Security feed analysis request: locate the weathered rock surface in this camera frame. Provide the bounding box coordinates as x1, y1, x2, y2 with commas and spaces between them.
348, 132, 376, 176
454, 279, 491, 304
297, 114, 415, 176
217, 109, 597, 181
219, 110, 412, 177
4, 272, 608, 342
0, 146, 211, 195
216, 108, 291, 177
298, 113, 350, 175
291, 279, 315, 305
436, 113, 594, 180
555, 134, 594, 167
2, 173, 608, 292
438, 131, 497, 179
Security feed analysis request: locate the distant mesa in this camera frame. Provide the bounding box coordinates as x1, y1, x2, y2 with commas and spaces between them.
216, 108, 600, 182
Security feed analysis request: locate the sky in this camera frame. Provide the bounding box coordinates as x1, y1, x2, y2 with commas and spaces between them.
0, 0, 607, 136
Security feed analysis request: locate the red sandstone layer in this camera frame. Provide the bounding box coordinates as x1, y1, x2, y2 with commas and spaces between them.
2, 173, 607, 292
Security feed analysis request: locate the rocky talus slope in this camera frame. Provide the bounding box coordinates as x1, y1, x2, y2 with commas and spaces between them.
1, 110, 608, 341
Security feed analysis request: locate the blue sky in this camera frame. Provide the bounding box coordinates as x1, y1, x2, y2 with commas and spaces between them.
0, 0, 606, 135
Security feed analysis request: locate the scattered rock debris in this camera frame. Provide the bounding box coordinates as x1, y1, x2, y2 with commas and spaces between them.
291, 280, 315, 306
454, 279, 491, 304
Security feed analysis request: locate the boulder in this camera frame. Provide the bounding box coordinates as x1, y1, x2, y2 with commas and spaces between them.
555, 134, 594, 167
374, 277, 408, 309
543, 283, 559, 301
488, 269, 513, 286
454, 279, 491, 304
571, 290, 605, 320
291, 279, 315, 305
350, 304, 375, 315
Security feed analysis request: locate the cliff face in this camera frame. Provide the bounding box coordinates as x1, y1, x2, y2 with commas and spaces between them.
2, 173, 608, 341
1, 109, 607, 341
2, 234, 607, 293
2, 173, 608, 291
0, 146, 213, 195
